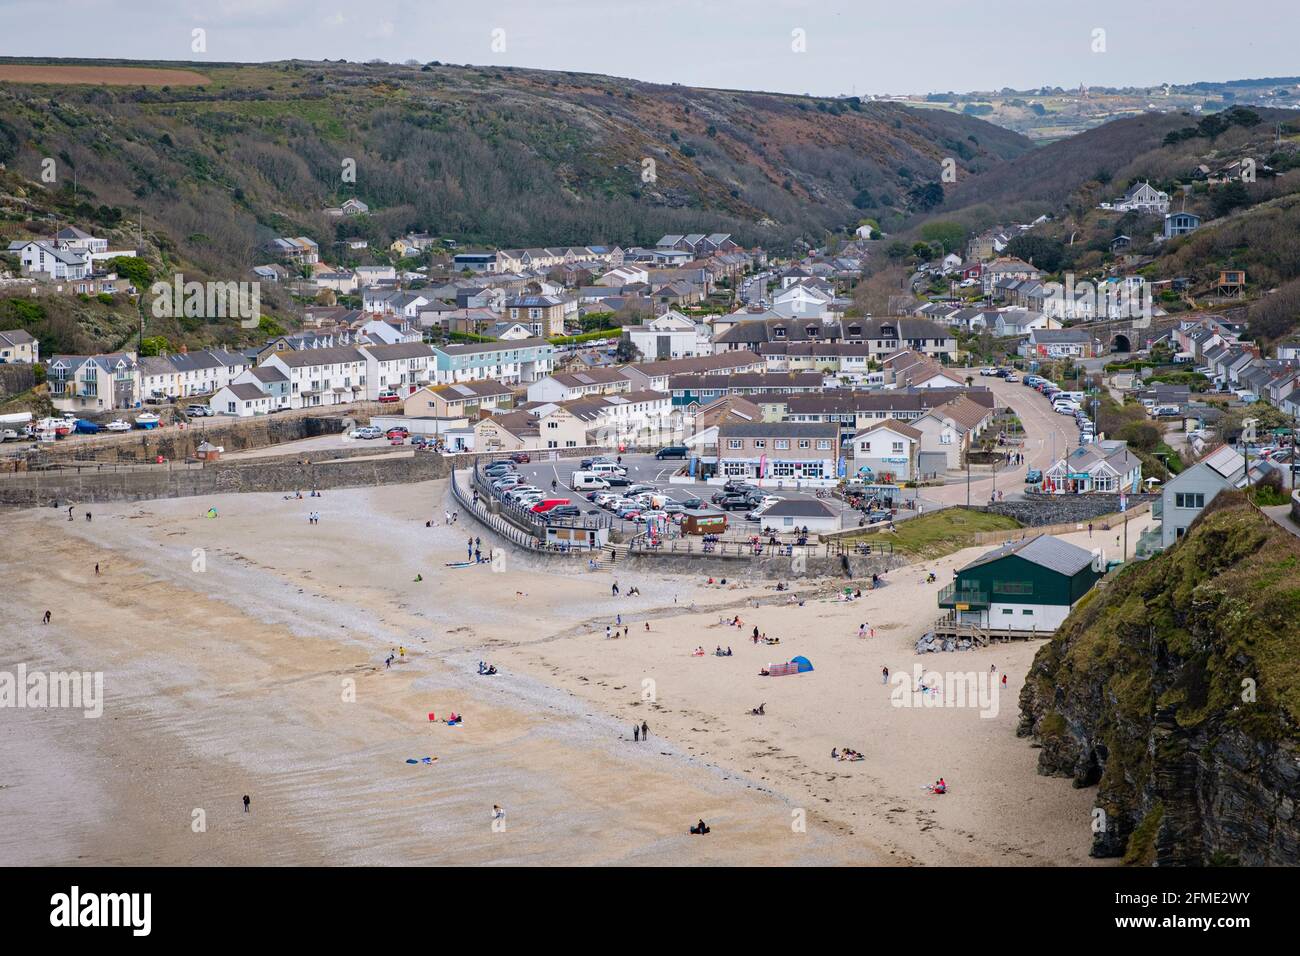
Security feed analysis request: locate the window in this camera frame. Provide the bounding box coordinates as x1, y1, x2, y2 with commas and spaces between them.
799, 439, 811, 449
1001, 608, 1014, 615
727, 439, 743, 450
1175, 492, 1205, 509
816, 439, 831, 450
774, 439, 790, 450
891, 441, 905, 455
754, 439, 766, 449
1021, 609, 1034, 615
993, 581, 1032, 595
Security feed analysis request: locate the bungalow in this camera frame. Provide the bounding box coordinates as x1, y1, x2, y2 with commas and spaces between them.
210, 382, 273, 417
1163, 211, 1201, 238
403, 380, 515, 419
527, 368, 631, 404
755, 498, 841, 533
939, 535, 1103, 632
1042, 440, 1142, 495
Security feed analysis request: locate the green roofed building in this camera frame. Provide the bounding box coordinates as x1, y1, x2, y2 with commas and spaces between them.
938, 534, 1102, 633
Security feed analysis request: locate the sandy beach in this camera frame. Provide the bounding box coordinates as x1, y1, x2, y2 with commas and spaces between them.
0, 480, 1149, 865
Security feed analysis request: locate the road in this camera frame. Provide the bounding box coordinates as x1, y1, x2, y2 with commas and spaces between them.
915, 370, 1080, 510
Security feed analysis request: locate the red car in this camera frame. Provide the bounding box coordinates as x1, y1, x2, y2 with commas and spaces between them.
385, 427, 409, 439
509, 452, 531, 463
377, 391, 400, 404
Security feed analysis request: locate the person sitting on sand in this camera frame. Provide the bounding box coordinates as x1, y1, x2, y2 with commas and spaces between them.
726, 647, 732, 656
414, 573, 423, 582
758, 667, 769, 677
689, 819, 710, 835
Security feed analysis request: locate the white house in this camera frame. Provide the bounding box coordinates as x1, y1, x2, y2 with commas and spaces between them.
850, 420, 920, 481
625, 311, 710, 361
260, 345, 367, 408
0, 329, 39, 364
210, 382, 273, 417
359, 342, 435, 399
1102, 181, 1170, 215
7, 240, 91, 280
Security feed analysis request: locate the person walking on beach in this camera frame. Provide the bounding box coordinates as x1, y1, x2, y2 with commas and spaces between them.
42, 610, 51, 625
606, 624, 612, 640
858, 623, 866, 640
95, 562, 100, 575
641, 720, 649, 741
242, 795, 250, 813
68, 505, 74, 520
1087, 522, 1093, 538
467, 538, 474, 561
881, 666, 889, 684
633, 725, 640, 742
85, 511, 92, 522
611, 581, 619, 597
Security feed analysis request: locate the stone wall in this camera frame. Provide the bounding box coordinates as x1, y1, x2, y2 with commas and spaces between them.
0, 448, 452, 506
0, 364, 35, 398
981, 493, 1157, 527
35, 413, 353, 463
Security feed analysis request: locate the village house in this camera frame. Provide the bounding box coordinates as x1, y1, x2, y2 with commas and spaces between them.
1020, 328, 1100, 360
669, 371, 824, 409
623, 311, 712, 361
1101, 181, 1170, 215
849, 419, 921, 482
526, 368, 632, 404
359, 342, 435, 399
47, 352, 140, 412
506, 295, 567, 337
209, 381, 274, 417
259, 345, 367, 409
1042, 440, 1142, 494
474, 406, 588, 452
265, 236, 320, 265
619, 351, 765, 392
714, 421, 840, 481
229, 365, 292, 410
0, 329, 39, 364
403, 380, 515, 419
1155, 445, 1246, 549
429, 338, 555, 385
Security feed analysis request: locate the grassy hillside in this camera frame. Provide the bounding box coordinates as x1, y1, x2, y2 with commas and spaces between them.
0, 56, 1030, 284
1019, 493, 1300, 865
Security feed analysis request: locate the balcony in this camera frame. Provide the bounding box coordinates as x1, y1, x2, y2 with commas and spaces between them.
938, 583, 989, 609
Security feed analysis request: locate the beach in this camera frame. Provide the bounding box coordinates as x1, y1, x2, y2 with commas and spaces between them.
0, 480, 1147, 865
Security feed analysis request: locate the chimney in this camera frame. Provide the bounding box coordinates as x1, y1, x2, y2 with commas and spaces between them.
180, 344, 188, 355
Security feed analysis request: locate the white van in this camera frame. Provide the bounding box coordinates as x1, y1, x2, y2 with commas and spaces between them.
571, 471, 610, 491
589, 461, 627, 477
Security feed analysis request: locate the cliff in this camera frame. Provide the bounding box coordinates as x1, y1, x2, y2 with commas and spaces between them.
1018, 492, 1300, 865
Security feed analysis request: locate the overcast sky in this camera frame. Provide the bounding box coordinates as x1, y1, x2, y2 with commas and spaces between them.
1, 0, 1297, 96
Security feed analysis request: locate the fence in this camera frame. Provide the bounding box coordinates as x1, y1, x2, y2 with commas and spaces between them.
969, 501, 1152, 547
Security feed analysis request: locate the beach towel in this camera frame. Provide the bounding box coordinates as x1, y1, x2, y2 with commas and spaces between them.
405, 757, 438, 764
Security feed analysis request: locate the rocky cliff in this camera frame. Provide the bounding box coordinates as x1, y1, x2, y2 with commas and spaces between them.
1018, 493, 1300, 865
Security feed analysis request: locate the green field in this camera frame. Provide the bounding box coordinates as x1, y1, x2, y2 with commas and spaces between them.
843, 507, 1022, 560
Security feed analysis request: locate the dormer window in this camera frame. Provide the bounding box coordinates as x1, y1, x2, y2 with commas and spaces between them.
774, 327, 786, 338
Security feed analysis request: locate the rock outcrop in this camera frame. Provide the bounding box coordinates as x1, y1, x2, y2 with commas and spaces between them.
1018, 492, 1300, 865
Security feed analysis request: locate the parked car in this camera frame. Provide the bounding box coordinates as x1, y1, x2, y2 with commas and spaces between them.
679, 496, 705, 510
186, 404, 213, 417
655, 445, 689, 459
531, 499, 572, 513
717, 495, 753, 511
385, 427, 409, 439
349, 425, 383, 440
979, 367, 999, 376
1025, 469, 1043, 484
377, 391, 400, 404
580, 456, 615, 469
509, 452, 531, 464
602, 473, 632, 486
